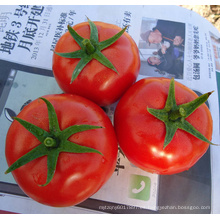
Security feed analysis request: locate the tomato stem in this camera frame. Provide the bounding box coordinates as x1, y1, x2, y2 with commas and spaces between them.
147, 78, 215, 148
54, 17, 127, 83
44, 137, 57, 148
82, 39, 96, 55
168, 107, 186, 121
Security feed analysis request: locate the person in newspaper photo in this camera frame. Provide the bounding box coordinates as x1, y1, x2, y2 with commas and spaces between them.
141, 19, 185, 47
146, 44, 184, 79
139, 18, 185, 79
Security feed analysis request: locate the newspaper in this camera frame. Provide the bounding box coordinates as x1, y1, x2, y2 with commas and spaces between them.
0, 5, 219, 214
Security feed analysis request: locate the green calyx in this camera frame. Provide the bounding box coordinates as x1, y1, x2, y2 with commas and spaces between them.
147, 78, 215, 149
54, 17, 127, 83
5, 97, 103, 186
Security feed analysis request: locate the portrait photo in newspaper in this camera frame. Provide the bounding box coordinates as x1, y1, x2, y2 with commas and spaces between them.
139, 17, 185, 79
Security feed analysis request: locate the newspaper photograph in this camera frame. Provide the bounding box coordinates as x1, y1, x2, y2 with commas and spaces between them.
0, 5, 220, 214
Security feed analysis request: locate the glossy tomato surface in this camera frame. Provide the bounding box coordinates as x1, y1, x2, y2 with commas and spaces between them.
52, 21, 140, 106
5, 94, 118, 207
114, 77, 213, 175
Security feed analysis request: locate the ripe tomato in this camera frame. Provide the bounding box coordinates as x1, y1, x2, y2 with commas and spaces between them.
52, 19, 140, 106
5, 94, 118, 207
114, 77, 213, 175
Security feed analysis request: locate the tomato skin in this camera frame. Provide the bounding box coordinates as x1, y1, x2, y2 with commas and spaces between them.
52, 21, 140, 106
114, 77, 213, 175
5, 94, 118, 207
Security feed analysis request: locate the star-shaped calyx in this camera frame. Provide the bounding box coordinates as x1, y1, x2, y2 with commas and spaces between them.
54, 17, 127, 83
147, 78, 215, 148
5, 98, 103, 186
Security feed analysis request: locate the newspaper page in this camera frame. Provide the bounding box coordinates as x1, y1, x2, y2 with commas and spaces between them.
0, 5, 219, 214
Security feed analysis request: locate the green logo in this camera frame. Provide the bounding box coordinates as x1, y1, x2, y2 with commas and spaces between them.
128, 174, 151, 201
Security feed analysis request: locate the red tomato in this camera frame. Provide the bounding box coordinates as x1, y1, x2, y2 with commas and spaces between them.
114, 77, 213, 175
5, 94, 118, 207
52, 20, 140, 106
